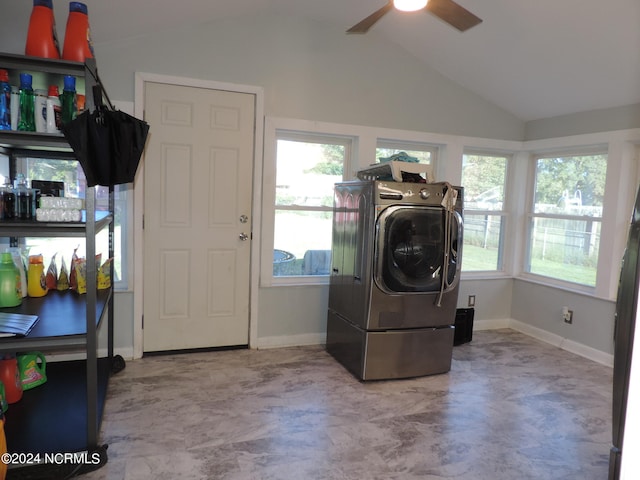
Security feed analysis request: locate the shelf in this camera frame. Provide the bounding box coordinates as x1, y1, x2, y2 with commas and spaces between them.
0, 130, 73, 152
0, 52, 112, 475
0, 289, 111, 352
0, 52, 96, 152
0, 53, 88, 77
4, 358, 110, 455
0, 211, 112, 237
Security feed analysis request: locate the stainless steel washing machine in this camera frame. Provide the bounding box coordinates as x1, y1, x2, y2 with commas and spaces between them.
326, 179, 463, 380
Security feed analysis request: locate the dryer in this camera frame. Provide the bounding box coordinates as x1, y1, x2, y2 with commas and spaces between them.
326, 180, 463, 380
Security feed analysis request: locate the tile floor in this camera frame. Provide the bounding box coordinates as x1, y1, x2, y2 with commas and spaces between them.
81, 329, 613, 479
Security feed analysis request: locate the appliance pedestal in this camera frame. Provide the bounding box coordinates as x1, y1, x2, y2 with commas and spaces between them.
326, 310, 454, 381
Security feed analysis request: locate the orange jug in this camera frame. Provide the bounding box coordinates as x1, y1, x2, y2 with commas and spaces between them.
25, 0, 61, 59
62, 2, 94, 62
0, 356, 23, 404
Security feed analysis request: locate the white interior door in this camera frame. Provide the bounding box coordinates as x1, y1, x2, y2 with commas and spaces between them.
143, 81, 255, 352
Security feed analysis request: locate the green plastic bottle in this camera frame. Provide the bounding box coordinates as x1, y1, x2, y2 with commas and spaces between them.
17, 73, 35, 132
0, 252, 21, 308
60, 75, 77, 125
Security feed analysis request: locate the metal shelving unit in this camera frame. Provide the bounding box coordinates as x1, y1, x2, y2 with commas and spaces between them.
0, 52, 116, 473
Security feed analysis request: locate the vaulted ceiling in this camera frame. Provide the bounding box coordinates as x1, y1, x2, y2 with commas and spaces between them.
2, 0, 639, 122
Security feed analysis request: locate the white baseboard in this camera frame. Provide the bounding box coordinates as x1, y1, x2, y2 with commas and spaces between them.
254, 319, 613, 367
257, 333, 326, 349
473, 318, 511, 330
509, 319, 613, 367
43, 347, 135, 363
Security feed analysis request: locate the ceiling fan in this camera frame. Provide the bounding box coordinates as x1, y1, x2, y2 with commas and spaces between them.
347, 0, 482, 34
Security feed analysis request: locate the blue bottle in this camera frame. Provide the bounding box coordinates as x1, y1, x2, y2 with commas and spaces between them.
17, 73, 35, 132
0, 69, 10, 130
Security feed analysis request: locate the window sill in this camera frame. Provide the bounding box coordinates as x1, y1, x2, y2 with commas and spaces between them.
266, 275, 330, 288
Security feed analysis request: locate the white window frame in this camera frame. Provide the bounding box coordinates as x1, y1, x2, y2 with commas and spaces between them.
461, 149, 512, 275
522, 146, 608, 293
375, 139, 438, 166
261, 117, 356, 287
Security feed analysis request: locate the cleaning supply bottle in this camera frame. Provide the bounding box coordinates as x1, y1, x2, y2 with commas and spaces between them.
62, 2, 94, 62
17, 73, 35, 132
10, 86, 19, 130
25, 0, 61, 59
46, 85, 62, 133
0, 70, 10, 130
60, 75, 76, 125
0, 252, 21, 308
0, 356, 23, 404
34, 88, 48, 133
0, 381, 7, 413
7, 248, 27, 298
17, 352, 47, 390
27, 254, 48, 298
0, 182, 14, 221
14, 173, 31, 220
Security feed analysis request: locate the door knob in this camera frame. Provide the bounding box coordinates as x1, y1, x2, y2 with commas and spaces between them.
239, 232, 249, 241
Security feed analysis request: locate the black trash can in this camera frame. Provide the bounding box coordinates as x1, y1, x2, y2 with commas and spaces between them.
454, 308, 474, 346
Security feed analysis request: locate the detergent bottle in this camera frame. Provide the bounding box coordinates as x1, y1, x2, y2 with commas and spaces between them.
62, 2, 94, 62
0, 252, 21, 308
17, 352, 47, 390
27, 254, 48, 298
25, 0, 61, 59
0, 355, 23, 404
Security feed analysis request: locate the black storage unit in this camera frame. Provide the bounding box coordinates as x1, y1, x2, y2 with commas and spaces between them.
454, 307, 474, 345
0, 52, 119, 476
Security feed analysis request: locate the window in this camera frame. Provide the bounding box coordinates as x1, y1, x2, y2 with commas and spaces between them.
376, 142, 435, 165
526, 151, 607, 287
9, 155, 128, 290
461, 152, 509, 272
273, 132, 350, 278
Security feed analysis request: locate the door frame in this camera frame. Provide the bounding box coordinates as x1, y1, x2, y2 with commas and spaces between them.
133, 72, 264, 359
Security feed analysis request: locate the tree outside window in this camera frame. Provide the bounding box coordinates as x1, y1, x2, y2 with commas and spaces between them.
527, 152, 607, 286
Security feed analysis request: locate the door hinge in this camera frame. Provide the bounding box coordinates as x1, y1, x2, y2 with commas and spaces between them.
142, 214, 145, 230
141, 315, 144, 329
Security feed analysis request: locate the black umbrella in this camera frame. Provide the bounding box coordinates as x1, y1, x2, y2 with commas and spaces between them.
62, 81, 149, 187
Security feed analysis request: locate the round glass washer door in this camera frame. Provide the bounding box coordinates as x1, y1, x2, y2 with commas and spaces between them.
374, 205, 462, 294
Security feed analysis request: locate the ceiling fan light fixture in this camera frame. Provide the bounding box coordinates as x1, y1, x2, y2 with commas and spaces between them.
393, 0, 428, 12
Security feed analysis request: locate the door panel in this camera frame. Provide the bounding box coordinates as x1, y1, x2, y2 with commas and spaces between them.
143, 82, 255, 352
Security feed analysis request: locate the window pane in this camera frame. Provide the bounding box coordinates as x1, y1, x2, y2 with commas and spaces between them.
276, 140, 344, 208
461, 152, 508, 273
462, 154, 507, 211
273, 210, 332, 276
528, 217, 600, 286
461, 214, 504, 271
18, 157, 125, 285
534, 154, 606, 216
375, 147, 432, 164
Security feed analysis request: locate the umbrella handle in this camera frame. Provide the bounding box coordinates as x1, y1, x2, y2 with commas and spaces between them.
86, 65, 115, 111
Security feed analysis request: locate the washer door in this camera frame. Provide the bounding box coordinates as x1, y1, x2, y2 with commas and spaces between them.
375, 205, 462, 294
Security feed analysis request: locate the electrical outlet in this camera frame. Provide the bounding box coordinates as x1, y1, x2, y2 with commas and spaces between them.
562, 307, 573, 324
468, 295, 476, 307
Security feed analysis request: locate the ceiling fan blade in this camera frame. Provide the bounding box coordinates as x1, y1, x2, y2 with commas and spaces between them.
426, 0, 483, 31
346, 1, 394, 34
